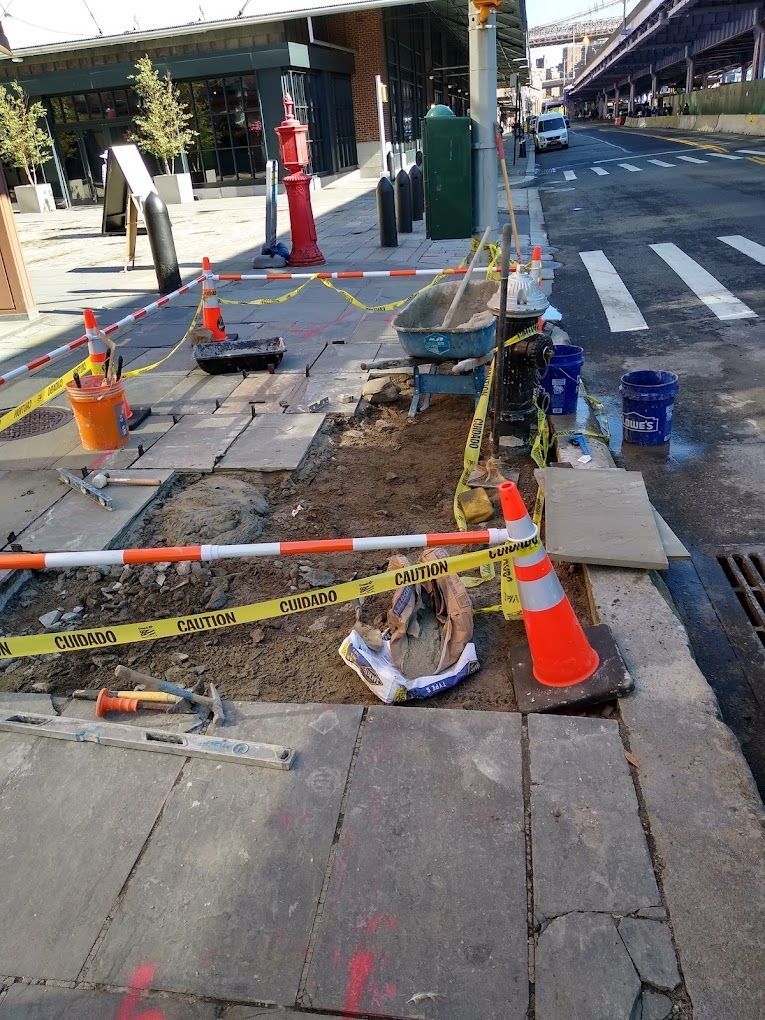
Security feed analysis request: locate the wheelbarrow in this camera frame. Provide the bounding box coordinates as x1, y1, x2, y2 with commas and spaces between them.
363, 280, 498, 416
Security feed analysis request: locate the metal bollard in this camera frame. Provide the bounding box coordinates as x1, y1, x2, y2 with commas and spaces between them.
409, 164, 424, 221
386, 151, 394, 181
415, 149, 423, 167
377, 177, 398, 247
395, 169, 413, 234
143, 191, 182, 295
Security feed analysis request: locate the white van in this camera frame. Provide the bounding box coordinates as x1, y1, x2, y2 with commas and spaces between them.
534, 113, 569, 152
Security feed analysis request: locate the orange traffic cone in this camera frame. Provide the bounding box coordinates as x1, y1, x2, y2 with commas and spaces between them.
499, 481, 599, 686
531, 245, 543, 285
201, 257, 233, 341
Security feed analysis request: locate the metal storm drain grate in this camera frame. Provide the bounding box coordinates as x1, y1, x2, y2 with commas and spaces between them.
0, 406, 73, 442
718, 549, 765, 648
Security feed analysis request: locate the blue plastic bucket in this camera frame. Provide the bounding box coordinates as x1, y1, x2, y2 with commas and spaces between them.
540, 345, 584, 414
620, 370, 679, 446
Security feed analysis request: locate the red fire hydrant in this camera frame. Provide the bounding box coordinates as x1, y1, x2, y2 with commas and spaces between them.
274, 94, 325, 267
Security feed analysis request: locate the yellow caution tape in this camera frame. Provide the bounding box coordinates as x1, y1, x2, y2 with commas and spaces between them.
220, 279, 316, 306
0, 357, 92, 435
316, 273, 447, 312
123, 302, 202, 379
0, 538, 539, 660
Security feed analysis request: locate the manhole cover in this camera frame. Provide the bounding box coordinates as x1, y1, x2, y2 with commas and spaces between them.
0, 406, 73, 442
718, 549, 765, 648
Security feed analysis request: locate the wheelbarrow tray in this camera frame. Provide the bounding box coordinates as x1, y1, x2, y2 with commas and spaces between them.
393, 280, 497, 360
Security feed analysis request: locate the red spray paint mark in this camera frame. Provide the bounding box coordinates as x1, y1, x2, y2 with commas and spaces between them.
343, 950, 375, 1013
114, 963, 165, 1020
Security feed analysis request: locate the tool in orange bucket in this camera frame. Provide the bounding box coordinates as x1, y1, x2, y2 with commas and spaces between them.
498, 480, 599, 687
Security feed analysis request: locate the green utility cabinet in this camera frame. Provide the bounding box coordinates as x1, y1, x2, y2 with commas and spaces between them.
422, 108, 472, 240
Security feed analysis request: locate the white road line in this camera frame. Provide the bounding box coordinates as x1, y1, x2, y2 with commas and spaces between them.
591, 167, 609, 175
648, 159, 675, 167
619, 163, 642, 172
579, 250, 648, 332
708, 153, 742, 160
650, 242, 757, 321
718, 235, 765, 265
563, 170, 577, 180
676, 155, 707, 164
736, 149, 765, 156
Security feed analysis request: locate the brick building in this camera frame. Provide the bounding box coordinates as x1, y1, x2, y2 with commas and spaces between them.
0, 0, 527, 199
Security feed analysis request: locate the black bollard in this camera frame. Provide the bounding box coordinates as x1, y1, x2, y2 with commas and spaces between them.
409, 163, 424, 221
143, 190, 182, 295
395, 169, 412, 234
415, 149, 423, 167
386, 151, 394, 181
377, 176, 398, 247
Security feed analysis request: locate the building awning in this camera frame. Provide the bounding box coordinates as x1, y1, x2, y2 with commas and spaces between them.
428, 0, 529, 88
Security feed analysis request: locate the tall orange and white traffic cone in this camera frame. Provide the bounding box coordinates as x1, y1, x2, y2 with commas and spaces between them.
499, 480, 599, 686
201, 257, 238, 341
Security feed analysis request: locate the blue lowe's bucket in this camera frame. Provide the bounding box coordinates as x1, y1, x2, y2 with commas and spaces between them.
620, 370, 679, 446
540, 345, 584, 414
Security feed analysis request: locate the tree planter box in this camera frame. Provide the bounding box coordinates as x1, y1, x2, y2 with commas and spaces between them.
153, 173, 194, 205
15, 183, 55, 214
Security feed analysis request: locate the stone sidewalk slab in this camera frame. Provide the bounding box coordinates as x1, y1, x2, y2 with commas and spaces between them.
528, 715, 660, 922
310, 341, 380, 374
136, 415, 246, 471
151, 372, 243, 415
0, 721, 183, 979
14, 469, 174, 552
86, 703, 363, 1003
303, 709, 529, 1020
287, 374, 363, 416
53, 415, 177, 472
0, 471, 65, 545
0, 411, 82, 471
217, 413, 325, 471
0, 984, 215, 1019
216, 372, 304, 414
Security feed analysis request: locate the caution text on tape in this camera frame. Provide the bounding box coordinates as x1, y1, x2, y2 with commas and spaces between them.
0, 538, 538, 661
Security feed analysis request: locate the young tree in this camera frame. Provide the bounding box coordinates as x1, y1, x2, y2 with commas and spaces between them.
0, 82, 52, 185
130, 55, 196, 175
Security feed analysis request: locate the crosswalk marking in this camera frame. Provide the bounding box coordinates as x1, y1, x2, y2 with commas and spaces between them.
650, 242, 757, 320
676, 155, 707, 164
563, 170, 577, 181
591, 167, 609, 175
619, 163, 642, 172
736, 149, 765, 156
648, 159, 675, 167
708, 153, 742, 160
579, 250, 648, 332
718, 235, 765, 265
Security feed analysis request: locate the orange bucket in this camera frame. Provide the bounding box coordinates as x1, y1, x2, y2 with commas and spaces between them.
66, 376, 130, 451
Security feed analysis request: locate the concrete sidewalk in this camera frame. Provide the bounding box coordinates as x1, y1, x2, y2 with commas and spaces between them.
0, 693, 685, 1019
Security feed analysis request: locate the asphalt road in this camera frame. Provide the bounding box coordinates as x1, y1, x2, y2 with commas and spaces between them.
538, 123, 765, 792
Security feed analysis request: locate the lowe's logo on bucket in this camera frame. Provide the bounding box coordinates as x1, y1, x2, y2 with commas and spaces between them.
624, 412, 659, 433
424, 333, 450, 355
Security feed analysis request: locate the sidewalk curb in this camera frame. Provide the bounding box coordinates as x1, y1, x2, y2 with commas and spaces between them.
537, 176, 765, 1017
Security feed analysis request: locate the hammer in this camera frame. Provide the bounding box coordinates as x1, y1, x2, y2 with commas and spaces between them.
91, 473, 162, 489
114, 665, 225, 727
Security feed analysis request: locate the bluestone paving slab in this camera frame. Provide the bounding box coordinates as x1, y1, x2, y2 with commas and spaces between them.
14, 470, 174, 552
617, 918, 680, 990
0, 413, 82, 471
0, 715, 182, 979
535, 913, 642, 1020
287, 374, 363, 416
541, 468, 668, 570
217, 413, 325, 471
310, 343, 376, 375
304, 709, 529, 1020
528, 714, 660, 921
222, 1010, 345, 1020
136, 415, 247, 471
0, 984, 215, 1019
86, 703, 363, 1003
151, 372, 243, 415
276, 339, 329, 374
0, 471, 66, 544
122, 369, 188, 406
53, 415, 177, 472
216, 372, 304, 413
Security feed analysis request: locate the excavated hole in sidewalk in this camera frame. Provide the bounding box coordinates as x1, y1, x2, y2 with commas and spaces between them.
0, 396, 593, 713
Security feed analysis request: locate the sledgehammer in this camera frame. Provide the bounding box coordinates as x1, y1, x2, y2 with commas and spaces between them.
114, 665, 225, 727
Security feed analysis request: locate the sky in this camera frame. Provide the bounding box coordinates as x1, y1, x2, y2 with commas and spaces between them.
2, 0, 642, 49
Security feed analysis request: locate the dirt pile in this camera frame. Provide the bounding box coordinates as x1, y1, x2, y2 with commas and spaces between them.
150, 476, 270, 545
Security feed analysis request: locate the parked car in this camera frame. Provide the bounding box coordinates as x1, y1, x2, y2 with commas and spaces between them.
534, 113, 569, 152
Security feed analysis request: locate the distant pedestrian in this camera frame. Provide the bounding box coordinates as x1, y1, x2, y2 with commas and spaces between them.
682, 102, 690, 115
